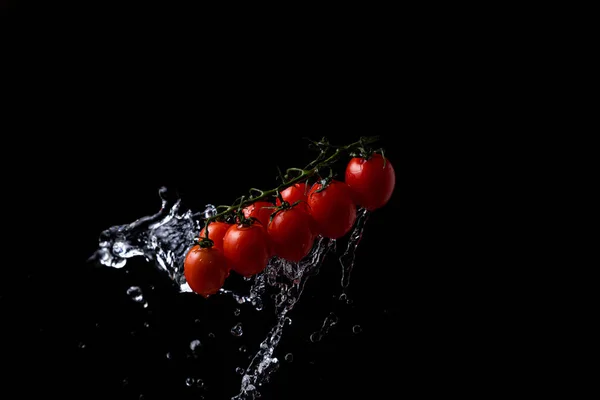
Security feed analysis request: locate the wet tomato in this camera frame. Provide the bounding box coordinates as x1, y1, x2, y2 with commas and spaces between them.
199, 221, 232, 250
242, 201, 275, 228
277, 183, 311, 212
277, 182, 317, 233
268, 207, 315, 262
223, 223, 271, 277
184, 245, 229, 298
308, 180, 357, 239
345, 153, 395, 211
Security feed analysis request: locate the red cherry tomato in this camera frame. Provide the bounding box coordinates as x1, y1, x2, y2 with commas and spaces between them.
345, 153, 395, 211
242, 201, 275, 228
308, 180, 357, 239
199, 221, 232, 250
223, 223, 271, 277
277, 182, 318, 233
267, 207, 315, 262
277, 183, 310, 211
184, 245, 229, 298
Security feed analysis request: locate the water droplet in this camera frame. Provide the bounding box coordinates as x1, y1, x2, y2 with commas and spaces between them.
127, 286, 144, 303
196, 378, 204, 388
130, 331, 137, 337
194, 318, 201, 324
339, 293, 347, 302
203, 204, 217, 218
208, 332, 215, 339
166, 352, 173, 360
285, 353, 293, 362
251, 297, 263, 311
143, 302, 149, 308
95, 323, 100, 329
231, 323, 243, 337
234, 308, 241, 317
285, 317, 292, 325
328, 312, 338, 326
139, 395, 145, 400
144, 322, 150, 328
190, 339, 202, 353
122, 378, 129, 386
239, 345, 247, 353
310, 332, 322, 342
352, 324, 362, 334
78, 342, 86, 349
236, 367, 245, 375
185, 377, 195, 387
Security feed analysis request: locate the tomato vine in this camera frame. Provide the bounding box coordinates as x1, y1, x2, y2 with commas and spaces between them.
198, 136, 381, 245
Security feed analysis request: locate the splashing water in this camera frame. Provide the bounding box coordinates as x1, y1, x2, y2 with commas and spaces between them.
340, 208, 370, 290
88, 187, 370, 399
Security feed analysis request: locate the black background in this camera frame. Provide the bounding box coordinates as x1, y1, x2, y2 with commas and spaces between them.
0, 4, 495, 397
4, 133, 441, 400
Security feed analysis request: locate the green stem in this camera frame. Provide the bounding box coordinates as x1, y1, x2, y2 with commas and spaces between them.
204, 136, 379, 225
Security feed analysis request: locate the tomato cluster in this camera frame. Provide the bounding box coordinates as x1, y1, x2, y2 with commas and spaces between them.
184, 153, 395, 298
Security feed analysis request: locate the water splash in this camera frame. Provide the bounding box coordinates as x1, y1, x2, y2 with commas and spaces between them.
90, 187, 199, 291
339, 208, 369, 290
89, 187, 368, 399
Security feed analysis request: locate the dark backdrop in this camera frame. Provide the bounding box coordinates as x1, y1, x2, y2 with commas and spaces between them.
4, 132, 452, 400
1, 6, 486, 395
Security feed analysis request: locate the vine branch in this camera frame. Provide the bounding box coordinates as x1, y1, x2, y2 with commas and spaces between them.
200, 136, 380, 239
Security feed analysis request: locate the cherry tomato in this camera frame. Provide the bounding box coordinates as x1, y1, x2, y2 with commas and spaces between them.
184, 245, 229, 298
242, 201, 275, 228
199, 221, 232, 250
308, 180, 357, 239
223, 223, 271, 277
345, 153, 395, 211
268, 207, 315, 262
276, 182, 318, 233
276, 183, 311, 211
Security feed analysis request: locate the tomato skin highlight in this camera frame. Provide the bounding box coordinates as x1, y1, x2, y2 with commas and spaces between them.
199, 221, 232, 250
242, 201, 275, 228
345, 153, 395, 211
183, 245, 229, 298
268, 207, 315, 262
308, 180, 357, 239
223, 224, 271, 277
